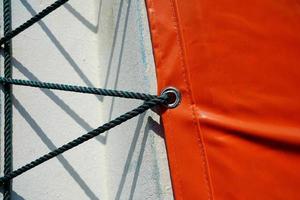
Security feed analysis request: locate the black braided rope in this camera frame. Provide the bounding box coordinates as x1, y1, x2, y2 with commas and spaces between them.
0, 77, 158, 101
0, 97, 167, 185
3, 0, 13, 199
0, 0, 171, 195
0, 0, 69, 45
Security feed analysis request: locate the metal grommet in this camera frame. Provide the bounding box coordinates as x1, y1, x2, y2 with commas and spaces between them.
161, 87, 181, 108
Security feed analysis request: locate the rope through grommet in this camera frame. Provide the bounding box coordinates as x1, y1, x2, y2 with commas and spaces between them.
0, 96, 168, 185
0, 77, 158, 101
161, 87, 181, 108
0, 0, 181, 196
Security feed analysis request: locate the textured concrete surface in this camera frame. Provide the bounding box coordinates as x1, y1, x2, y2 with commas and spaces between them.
0, 0, 173, 199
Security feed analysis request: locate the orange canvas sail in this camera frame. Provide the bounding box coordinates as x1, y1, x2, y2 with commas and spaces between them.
146, 0, 300, 199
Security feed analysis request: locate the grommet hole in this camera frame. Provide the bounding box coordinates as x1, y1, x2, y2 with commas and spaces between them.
166, 92, 177, 105
161, 87, 181, 108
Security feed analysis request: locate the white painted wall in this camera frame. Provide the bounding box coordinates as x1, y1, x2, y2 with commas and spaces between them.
0, 0, 173, 199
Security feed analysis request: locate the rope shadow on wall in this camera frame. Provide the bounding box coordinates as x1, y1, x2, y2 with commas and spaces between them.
0, 0, 175, 198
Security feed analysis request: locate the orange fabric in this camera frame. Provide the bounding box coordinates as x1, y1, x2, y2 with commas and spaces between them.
146, 0, 300, 199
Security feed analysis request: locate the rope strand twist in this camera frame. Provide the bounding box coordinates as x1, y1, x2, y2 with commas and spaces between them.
0, 0, 69, 46
0, 96, 167, 186
0, 0, 173, 195
3, 0, 13, 199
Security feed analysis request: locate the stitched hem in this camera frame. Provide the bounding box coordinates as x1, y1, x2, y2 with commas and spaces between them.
145, 1, 184, 199
168, 0, 214, 199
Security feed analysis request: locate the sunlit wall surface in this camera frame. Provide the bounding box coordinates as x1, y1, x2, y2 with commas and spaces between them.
0, 0, 173, 199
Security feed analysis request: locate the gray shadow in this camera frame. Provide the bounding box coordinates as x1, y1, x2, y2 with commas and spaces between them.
148, 116, 165, 139
64, 1, 102, 33
64, 0, 135, 144
12, 58, 105, 143
19, 0, 103, 102
114, 113, 146, 200
106, 0, 133, 140
0, 190, 26, 200
103, 0, 126, 90
114, 116, 165, 200
11, 191, 26, 200
128, 117, 165, 200
127, 117, 152, 200
13, 96, 100, 200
